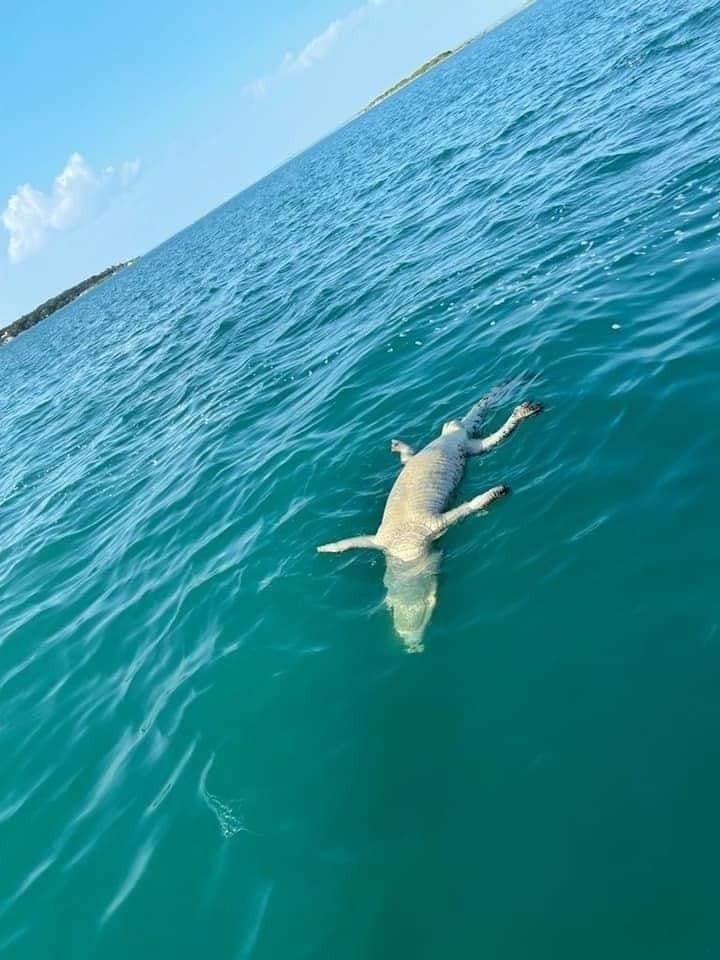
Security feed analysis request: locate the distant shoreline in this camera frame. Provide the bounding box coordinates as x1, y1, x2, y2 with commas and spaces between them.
360, 0, 534, 115
0, 260, 135, 347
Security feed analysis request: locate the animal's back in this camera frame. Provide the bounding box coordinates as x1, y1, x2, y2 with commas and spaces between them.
381, 436, 467, 527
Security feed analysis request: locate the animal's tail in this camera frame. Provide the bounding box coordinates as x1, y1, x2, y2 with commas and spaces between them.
460, 393, 493, 437
461, 372, 539, 436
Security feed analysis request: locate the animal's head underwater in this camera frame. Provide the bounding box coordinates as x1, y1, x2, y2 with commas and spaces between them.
383, 553, 439, 653
317, 388, 544, 651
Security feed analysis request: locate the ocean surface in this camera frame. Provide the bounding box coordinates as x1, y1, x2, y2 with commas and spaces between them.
2, 0, 720, 955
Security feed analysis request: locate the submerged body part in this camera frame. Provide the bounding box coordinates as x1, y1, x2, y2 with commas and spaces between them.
382, 551, 441, 654
318, 389, 543, 650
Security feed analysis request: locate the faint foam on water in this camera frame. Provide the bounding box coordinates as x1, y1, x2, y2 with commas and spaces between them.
199, 755, 249, 838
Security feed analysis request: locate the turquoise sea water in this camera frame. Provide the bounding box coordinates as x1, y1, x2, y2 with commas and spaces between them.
2, 0, 720, 955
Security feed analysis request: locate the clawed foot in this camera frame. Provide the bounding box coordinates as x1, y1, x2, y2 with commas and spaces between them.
489, 483, 511, 501
471, 484, 510, 510
391, 439, 414, 462
513, 400, 544, 420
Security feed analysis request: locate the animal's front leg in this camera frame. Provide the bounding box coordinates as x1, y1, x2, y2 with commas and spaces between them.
466, 401, 543, 454
432, 484, 510, 535
317, 535, 380, 553
390, 439, 415, 464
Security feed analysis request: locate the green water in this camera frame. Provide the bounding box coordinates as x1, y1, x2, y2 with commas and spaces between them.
2, 0, 720, 955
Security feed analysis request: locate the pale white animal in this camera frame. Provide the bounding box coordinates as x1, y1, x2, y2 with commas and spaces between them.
318, 390, 543, 650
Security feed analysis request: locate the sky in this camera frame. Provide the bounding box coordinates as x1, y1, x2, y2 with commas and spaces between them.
0, 0, 518, 325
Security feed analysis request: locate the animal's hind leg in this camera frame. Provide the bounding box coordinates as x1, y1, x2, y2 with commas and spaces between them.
390, 439, 414, 464
432, 484, 510, 535
460, 375, 539, 436
466, 401, 543, 454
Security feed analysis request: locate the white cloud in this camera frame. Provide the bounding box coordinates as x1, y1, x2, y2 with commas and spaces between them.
282, 18, 345, 72
1, 153, 140, 263
246, 78, 269, 100
245, 0, 386, 98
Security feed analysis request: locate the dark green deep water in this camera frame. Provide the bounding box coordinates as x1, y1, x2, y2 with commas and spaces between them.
2, 0, 720, 955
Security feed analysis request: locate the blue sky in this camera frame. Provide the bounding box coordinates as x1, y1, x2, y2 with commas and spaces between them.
1, 0, 518, 324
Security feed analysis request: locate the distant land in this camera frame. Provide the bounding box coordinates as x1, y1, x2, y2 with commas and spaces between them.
361, 0, 534, 114
361, 48, 461, 114
0, 261, 134, 347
